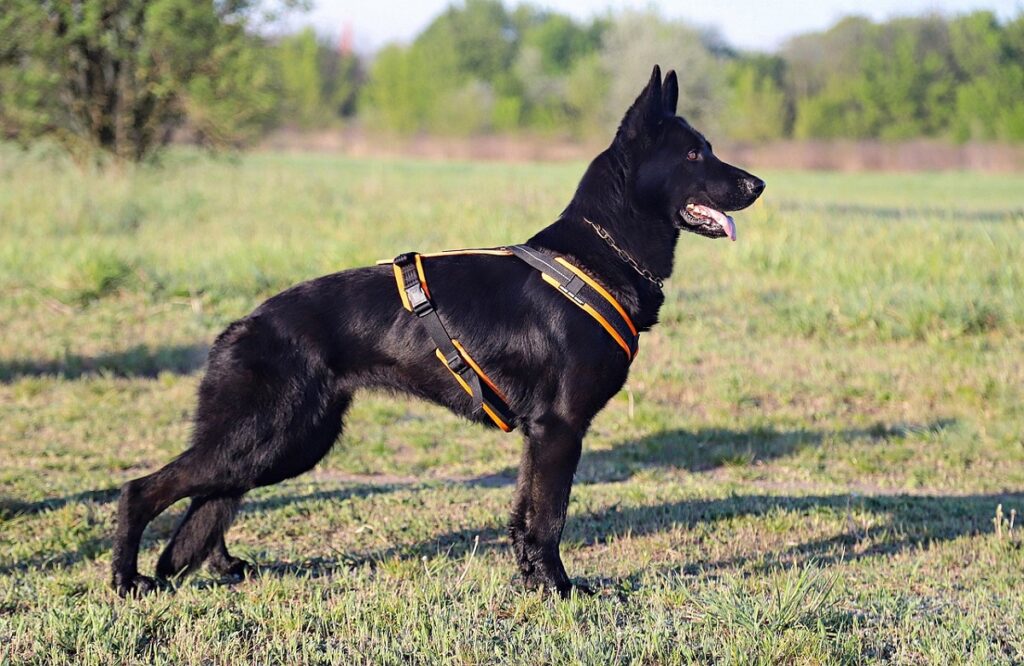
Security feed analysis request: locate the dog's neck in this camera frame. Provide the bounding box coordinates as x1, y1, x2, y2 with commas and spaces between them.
527, 147, 679, 331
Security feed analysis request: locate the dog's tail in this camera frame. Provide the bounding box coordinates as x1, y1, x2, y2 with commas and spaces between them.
155, 495, 241, 579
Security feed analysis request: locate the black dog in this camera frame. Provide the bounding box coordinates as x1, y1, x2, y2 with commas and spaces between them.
111, 65, 765, 598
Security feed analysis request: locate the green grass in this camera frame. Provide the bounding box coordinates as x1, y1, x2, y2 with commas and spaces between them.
1, 144, 1023, 664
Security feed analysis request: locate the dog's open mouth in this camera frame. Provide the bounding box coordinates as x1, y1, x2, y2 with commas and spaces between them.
678, 203, 736, 241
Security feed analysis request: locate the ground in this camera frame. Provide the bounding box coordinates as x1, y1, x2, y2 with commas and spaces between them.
1, 145, 1023, 664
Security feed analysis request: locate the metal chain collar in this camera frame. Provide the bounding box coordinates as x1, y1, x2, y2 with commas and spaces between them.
582, 217, 664, 289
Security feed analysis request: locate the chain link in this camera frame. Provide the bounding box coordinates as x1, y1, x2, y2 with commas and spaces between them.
582, 217, 664, 289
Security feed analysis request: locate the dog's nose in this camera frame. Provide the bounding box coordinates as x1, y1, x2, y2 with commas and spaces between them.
741, 176, 765, 197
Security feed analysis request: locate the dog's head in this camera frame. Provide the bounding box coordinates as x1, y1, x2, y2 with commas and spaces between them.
616, 65, 765, 240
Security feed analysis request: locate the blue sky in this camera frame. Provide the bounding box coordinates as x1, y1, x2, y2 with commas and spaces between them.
295, 0, 1023, 53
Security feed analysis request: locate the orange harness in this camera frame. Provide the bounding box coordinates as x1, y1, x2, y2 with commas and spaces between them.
385, 246, 639, 432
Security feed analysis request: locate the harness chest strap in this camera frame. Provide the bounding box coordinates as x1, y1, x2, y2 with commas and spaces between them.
506, 245, 639, 361
388, 246, 641, 433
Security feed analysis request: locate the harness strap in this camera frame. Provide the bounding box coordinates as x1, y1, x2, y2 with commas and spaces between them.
507, 245, 639, 361
392, 252, 516, 432
388, 244, 641, 433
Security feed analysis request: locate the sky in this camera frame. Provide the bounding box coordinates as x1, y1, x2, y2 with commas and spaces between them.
294, 0, 1023, 53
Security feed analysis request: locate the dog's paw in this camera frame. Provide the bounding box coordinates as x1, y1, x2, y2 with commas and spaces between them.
210, 556, 254, 580
523, 571, 593, 599
553, 579, 596, 599
112, 573, 159, 598
567, 581, 596, 598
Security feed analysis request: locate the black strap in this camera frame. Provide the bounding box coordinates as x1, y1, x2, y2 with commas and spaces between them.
393, 252, 516, 432
507, 244, 639, 360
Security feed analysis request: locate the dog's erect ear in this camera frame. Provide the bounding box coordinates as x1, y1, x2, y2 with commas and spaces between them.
663, 70, 679, 116
617, 64, 665, 142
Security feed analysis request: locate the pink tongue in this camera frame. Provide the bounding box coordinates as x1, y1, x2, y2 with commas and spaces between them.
693, 205, 736, 241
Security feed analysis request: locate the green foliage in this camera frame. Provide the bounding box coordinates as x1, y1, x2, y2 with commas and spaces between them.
361, 0, 515, 134
4, 1, 1024, 146
318, 44, 360, 119
949, 12, 1024, 141
518, 11, 602, 76
356, 3, 1024, 142
0, 0, 284, 161
275, 29, 325, 128
360, 5, 727, 138
722, 56, 790, 142
599, 10, 724, 133
360, 45, 427, 134
272, 29, 360, 128
424, 0, 517, 86
786, 11, 1024, 142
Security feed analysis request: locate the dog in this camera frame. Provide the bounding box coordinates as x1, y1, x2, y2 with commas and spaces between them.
111, 65, 765, 598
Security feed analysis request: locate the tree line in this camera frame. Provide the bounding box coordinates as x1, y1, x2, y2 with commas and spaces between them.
2, 0, 1022, 161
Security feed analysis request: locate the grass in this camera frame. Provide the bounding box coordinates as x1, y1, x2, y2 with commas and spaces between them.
1, 143, 1023, 664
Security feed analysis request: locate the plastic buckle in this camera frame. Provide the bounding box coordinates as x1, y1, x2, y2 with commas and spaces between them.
563, 274, 585, 297
557, 278, 586, 305
444, 350, 468, 375
405, 284, 433, 316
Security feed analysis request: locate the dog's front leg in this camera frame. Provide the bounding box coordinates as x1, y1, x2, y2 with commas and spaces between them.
511, 414, 589, 598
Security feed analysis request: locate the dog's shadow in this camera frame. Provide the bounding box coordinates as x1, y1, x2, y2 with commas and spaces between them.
574, 419, 959, 481
0, 343, 208, 383
246, 418, 1015, 583
251, 489, 1022, 588
438, 418, 958, 487
5, 418, 1010, 589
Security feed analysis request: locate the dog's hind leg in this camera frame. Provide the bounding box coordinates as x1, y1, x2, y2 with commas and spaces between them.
153, 386, 352, 584
155, 494, 244, 581
207, 532, 250, 577
111, 450, 230, 596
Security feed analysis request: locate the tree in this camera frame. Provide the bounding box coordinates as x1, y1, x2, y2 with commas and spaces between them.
353, 3, 1024, 143
317, 41, 360, 119
721, 55, 789, 141
272, 29, 360, 128
359, 45, 421, 134
599, 10, 724, 134
440, 0, 516, 84
512, 10, 604, 134
0, 0, 284, 161
276, 29, 324, 128
786, 15, 962, 140
949, 11, 1024, 140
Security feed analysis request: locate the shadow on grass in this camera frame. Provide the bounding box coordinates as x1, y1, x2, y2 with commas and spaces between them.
457, 418, 959, 486
3, 419, 949, 516
226, 418, 968, 578
584, 419, 959, 477
0, 489, 118, 575
0, 343, 208, 382
0, 535, 111, 577
8, 488, 1017, 584
0, 419, 972, 582
0, 488, 120, 520
338, 490, 1024, 578
241, 484, 401, 514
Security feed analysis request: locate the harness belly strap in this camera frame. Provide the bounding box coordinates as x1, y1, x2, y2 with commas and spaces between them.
392, 252, 516, 432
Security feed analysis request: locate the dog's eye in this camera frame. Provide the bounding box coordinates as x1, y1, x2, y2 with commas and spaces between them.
687, 149, 700, 162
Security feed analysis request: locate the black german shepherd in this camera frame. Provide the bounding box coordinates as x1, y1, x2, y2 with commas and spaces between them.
112, 65, 765, 598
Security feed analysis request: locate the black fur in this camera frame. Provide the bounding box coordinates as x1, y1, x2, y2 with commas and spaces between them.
111, 65, 765, 598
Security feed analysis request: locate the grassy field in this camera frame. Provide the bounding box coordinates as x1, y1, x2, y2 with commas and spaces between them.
1, 144, 1023, 664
